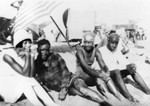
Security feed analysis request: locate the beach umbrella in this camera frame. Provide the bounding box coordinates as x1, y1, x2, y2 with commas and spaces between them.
13, 0, 64, 33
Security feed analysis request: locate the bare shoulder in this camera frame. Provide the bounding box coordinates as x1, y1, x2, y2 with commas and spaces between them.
76, 47, 84, 56
3, 54, 14, 63
95, 48, 103, 59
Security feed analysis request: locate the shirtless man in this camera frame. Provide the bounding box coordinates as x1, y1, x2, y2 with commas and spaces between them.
75, 32, 121, 101
34, 39, 112, 106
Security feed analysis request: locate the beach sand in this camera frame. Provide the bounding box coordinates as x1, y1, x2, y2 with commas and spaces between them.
1, 43, 150, 106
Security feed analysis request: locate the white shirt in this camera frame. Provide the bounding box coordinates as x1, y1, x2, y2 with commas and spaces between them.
99, 46, 130, 71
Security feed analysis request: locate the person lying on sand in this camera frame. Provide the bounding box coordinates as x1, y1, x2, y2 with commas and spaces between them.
34, 39, 112, 106
98, 32, 150, 103
75, 32, 122, 101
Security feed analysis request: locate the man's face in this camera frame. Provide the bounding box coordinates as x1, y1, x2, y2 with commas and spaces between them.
83, 40, 94, 51
38, 44, 50, 60
107, 37, 119, 52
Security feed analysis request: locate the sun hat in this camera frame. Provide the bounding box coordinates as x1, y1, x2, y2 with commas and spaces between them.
13, 29, 33, 47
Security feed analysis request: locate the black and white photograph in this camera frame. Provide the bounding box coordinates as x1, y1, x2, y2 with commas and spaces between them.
0, 0, 150, 106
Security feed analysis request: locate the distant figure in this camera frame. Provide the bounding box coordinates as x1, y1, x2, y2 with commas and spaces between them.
34, 39, 112, 106
75, 32, 121, 101
99, 33, 150, 102
93, 26, 107, 48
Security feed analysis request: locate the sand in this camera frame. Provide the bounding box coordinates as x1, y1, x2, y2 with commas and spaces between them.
1, 42, 150, 106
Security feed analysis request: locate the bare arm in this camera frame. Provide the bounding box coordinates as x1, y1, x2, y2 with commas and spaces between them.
95, 48, 110, 75
3, 52, 31, 77
3, 54, 23, 75
76, 49, 101, 78
29, 53, 35, 77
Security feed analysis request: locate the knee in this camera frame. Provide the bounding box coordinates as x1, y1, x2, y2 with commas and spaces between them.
128, 69, 137, 75
96, 78, 105, 85
98, 73, 111, 83
127, 64, 137, 75
113, 69, 120, 75
111, 69, 121, 78
73, 78, 87, 91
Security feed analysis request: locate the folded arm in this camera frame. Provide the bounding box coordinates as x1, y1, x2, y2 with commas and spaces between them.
3, 51, 31, 76
95, 48, 110, 75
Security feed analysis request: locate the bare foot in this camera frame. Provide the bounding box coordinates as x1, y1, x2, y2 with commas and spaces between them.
58, 88, 68, 101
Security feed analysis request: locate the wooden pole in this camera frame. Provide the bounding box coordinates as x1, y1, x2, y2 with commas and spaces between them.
50, 16, 72, 48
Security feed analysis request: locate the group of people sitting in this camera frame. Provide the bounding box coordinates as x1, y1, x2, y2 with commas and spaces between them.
0, 27, 150, 106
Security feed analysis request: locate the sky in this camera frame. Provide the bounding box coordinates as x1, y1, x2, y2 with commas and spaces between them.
0, 0, 150, 39
0, 0, 150, 24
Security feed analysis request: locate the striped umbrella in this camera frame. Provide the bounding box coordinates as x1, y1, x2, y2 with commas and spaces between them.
13, 0, 63, 33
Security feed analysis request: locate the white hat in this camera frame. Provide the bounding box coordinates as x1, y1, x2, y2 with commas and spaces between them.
13, 29, 33, 47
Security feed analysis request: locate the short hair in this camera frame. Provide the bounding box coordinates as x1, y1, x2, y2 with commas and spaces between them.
37, 39, 51, 48
108, 30, 116, 35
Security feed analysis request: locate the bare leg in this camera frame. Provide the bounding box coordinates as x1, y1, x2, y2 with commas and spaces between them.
96, 78, 109, 99
69, 88, 83, 96
106, 79, 122, 101
123, 77, 142, 91
131, 72, 150, 94
33, 85, 59, 106
111, 70, 138, 102
23, 85, 45, 106
73, 78, 112, 105
23, 78, 59, 106
96, 72, 122, 101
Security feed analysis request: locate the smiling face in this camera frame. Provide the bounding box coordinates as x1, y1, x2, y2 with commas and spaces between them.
38, 43, 50, 60
22, 40, 32, 51
15, 39, 32, 57
107, 33, 119, 52
83, 33, 95, 51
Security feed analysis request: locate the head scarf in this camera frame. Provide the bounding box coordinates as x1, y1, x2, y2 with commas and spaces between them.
82, 32, 95, 42
108, 33, 120, 42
